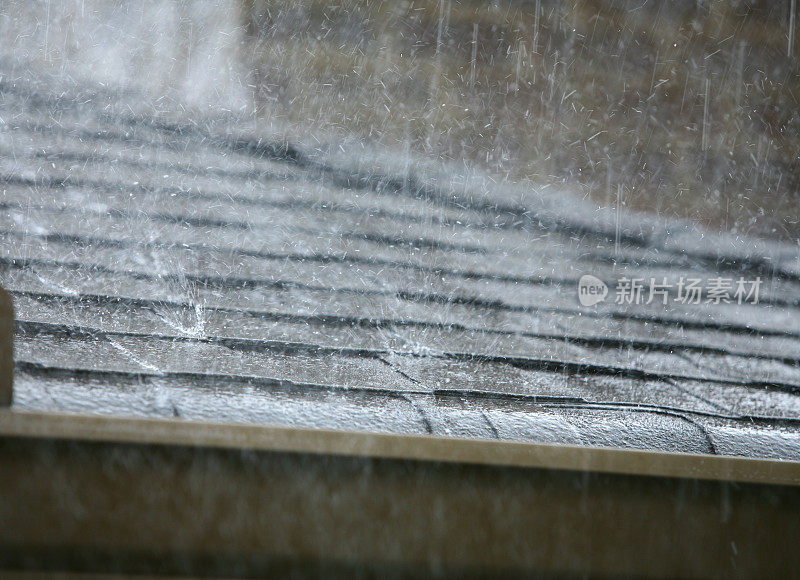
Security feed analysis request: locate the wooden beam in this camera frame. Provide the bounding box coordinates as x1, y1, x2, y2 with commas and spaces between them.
1, 410, 799, 577
1, 409, 798, 486
0, 286, 12, 407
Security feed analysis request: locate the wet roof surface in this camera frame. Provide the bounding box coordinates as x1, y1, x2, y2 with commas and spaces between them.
2, 62, 800, 460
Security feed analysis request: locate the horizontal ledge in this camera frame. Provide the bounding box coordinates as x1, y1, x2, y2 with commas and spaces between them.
1, 409, 798, 486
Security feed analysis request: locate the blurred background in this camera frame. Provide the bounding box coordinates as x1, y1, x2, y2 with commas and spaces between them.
1, 0, 798, 241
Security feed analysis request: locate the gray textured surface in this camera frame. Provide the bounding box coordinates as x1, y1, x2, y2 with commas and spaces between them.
2, 62, 800, 459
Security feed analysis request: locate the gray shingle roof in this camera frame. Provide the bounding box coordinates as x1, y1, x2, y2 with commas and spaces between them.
3, 63, 800, 460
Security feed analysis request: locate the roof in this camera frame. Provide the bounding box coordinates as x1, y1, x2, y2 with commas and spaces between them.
2, 62, 800, 460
